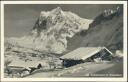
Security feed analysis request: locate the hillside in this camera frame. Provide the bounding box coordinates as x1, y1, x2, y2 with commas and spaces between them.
67, 7, 123, 53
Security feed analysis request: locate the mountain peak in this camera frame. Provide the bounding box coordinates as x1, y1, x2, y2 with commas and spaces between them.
39, 7, 63, 18
51, 7, 63, 15
55, 7, 62, 11
53, 7, 62, 11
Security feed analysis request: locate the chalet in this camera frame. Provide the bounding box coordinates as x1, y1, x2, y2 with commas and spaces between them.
8, 60, 41, 69
60, 47, 113, 67
7, 60, 46, 77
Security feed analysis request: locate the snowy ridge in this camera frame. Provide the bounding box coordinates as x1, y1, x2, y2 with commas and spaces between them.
67, 6, 123, 53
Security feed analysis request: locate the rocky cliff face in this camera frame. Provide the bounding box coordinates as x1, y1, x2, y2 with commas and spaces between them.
67, 6, 123, 53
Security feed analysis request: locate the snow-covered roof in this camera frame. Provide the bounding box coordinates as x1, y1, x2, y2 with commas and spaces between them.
8, 60, 45, 69
60, 47, 111, 60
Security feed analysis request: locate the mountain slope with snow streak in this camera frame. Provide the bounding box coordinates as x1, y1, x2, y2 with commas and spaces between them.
67, 6, 123, 53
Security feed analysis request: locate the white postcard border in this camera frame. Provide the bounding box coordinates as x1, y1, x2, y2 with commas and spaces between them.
1, 1, 127, 81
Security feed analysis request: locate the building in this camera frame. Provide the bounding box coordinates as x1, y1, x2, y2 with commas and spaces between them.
60, 47, 113, 67
7, 60, 46, 77
8, 60, 40, 69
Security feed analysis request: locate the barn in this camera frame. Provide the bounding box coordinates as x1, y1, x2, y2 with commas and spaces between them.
60, 47, 113, 67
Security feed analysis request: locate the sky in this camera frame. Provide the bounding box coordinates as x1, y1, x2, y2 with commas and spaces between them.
4, 4, 120, 37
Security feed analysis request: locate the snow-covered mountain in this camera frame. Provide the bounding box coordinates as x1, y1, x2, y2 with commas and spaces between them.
5, 7, 93, 54
5, 6, 123, 56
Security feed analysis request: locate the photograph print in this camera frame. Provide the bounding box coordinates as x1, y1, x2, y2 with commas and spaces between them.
1, 1, 127, 81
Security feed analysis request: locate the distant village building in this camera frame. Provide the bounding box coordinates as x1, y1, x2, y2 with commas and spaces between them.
60, 47, 113, 67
